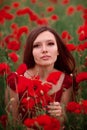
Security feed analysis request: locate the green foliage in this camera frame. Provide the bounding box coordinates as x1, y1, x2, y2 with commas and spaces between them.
0, 75, 6, 115
65, 113, 87, 130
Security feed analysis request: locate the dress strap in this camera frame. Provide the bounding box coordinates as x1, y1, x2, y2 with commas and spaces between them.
48, 73, 65, 95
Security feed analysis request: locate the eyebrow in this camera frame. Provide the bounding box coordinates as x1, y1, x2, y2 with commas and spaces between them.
34, 39, 55, 44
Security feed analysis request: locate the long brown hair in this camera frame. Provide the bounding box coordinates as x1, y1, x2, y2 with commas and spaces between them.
23, 26, 76, 74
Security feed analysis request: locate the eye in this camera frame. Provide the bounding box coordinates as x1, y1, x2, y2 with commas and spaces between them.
48, 42, 55, 46
33, 44, 40, 48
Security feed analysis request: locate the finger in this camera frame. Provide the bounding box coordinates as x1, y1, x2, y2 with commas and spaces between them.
48, 109, 61, 114
48, 109, 62, 117
50, 102, 60, 106
47, 104, 62, 110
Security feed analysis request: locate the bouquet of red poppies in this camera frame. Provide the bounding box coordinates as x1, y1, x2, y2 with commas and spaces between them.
6, 64, 60, 130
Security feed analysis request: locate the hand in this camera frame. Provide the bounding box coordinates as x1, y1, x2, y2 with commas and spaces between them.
47, 102, 63, 117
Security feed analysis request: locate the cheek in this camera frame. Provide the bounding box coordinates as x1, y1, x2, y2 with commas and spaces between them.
32, 49, 38, 58
52, 45, 59, 56
52, 49, 58, 61
52, 48, 59, 56
32, 49, 40, 61
54, 53, 58, 61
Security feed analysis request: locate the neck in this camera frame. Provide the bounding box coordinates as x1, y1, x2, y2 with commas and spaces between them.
34, 65, 55, 81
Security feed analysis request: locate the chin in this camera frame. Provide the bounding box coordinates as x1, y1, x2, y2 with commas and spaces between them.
40, 63, 53, 66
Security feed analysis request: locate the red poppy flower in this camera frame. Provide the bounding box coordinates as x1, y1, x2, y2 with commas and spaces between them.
30, 0, 37, 3
76, 43, 85, 51
46, 6, 54, 12
66, 6, 75, 15
16, 63, 27, 75
40, 93, 54, 107
3, 5, 11, 10
7, 40, 20, 51
17, 26, 29, 39
41, 82, 52, 94
0, 15, 5, 24
81, 100, 87, 114
79, 33, 86, 41
76, 5, 84, 11
0, 115, 7, 128
47, 71, 62, 84
4, 34, 14, 44
0, 9, 14, 20
11, 23, 18, 29
0, 63, 10, 75
29, 12, 38, 22
12, 2, 20, 8
8, 52, 19, 62
76, 72, 87, 83
16, 7, 38, 22
36, 18, 48, 25
50, 117, 60, 130
36, 114, 51, 126
66, 43, 76, 51
77, 23, 87, 41
77, 41, 87, 51
21, 97, 35, 109
43, 116, 60, 130
61, 0, 70, 5
16, 7, 31, 15
82, 8, 87, 21
30, 79, 42, 97
0, 8, 14, 24
51, 14, 59, 21
66, 101, 82, 114
24, 118, 36, 128
17, 75, 33, 94
7, 72, 18, 91
61, 31, 72, 40
16, 8, 27, 15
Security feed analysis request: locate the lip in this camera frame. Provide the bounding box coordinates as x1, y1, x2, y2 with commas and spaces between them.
41, 55, 51, 60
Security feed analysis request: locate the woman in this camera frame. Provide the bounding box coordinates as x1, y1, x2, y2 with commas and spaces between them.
6, 26, 76, 130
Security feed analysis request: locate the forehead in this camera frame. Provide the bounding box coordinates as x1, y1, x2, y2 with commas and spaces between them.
34, 31, 56, 43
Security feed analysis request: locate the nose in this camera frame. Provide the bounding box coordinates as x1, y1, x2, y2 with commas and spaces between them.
42, 44, 48, 53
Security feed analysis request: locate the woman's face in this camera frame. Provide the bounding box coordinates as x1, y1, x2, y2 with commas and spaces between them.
32, 31, 59, 67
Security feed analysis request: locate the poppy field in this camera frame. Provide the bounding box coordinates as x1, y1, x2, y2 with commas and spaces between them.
0, 0, 87, 129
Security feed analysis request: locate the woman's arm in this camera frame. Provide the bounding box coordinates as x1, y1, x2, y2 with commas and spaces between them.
60, 86, 73, 106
